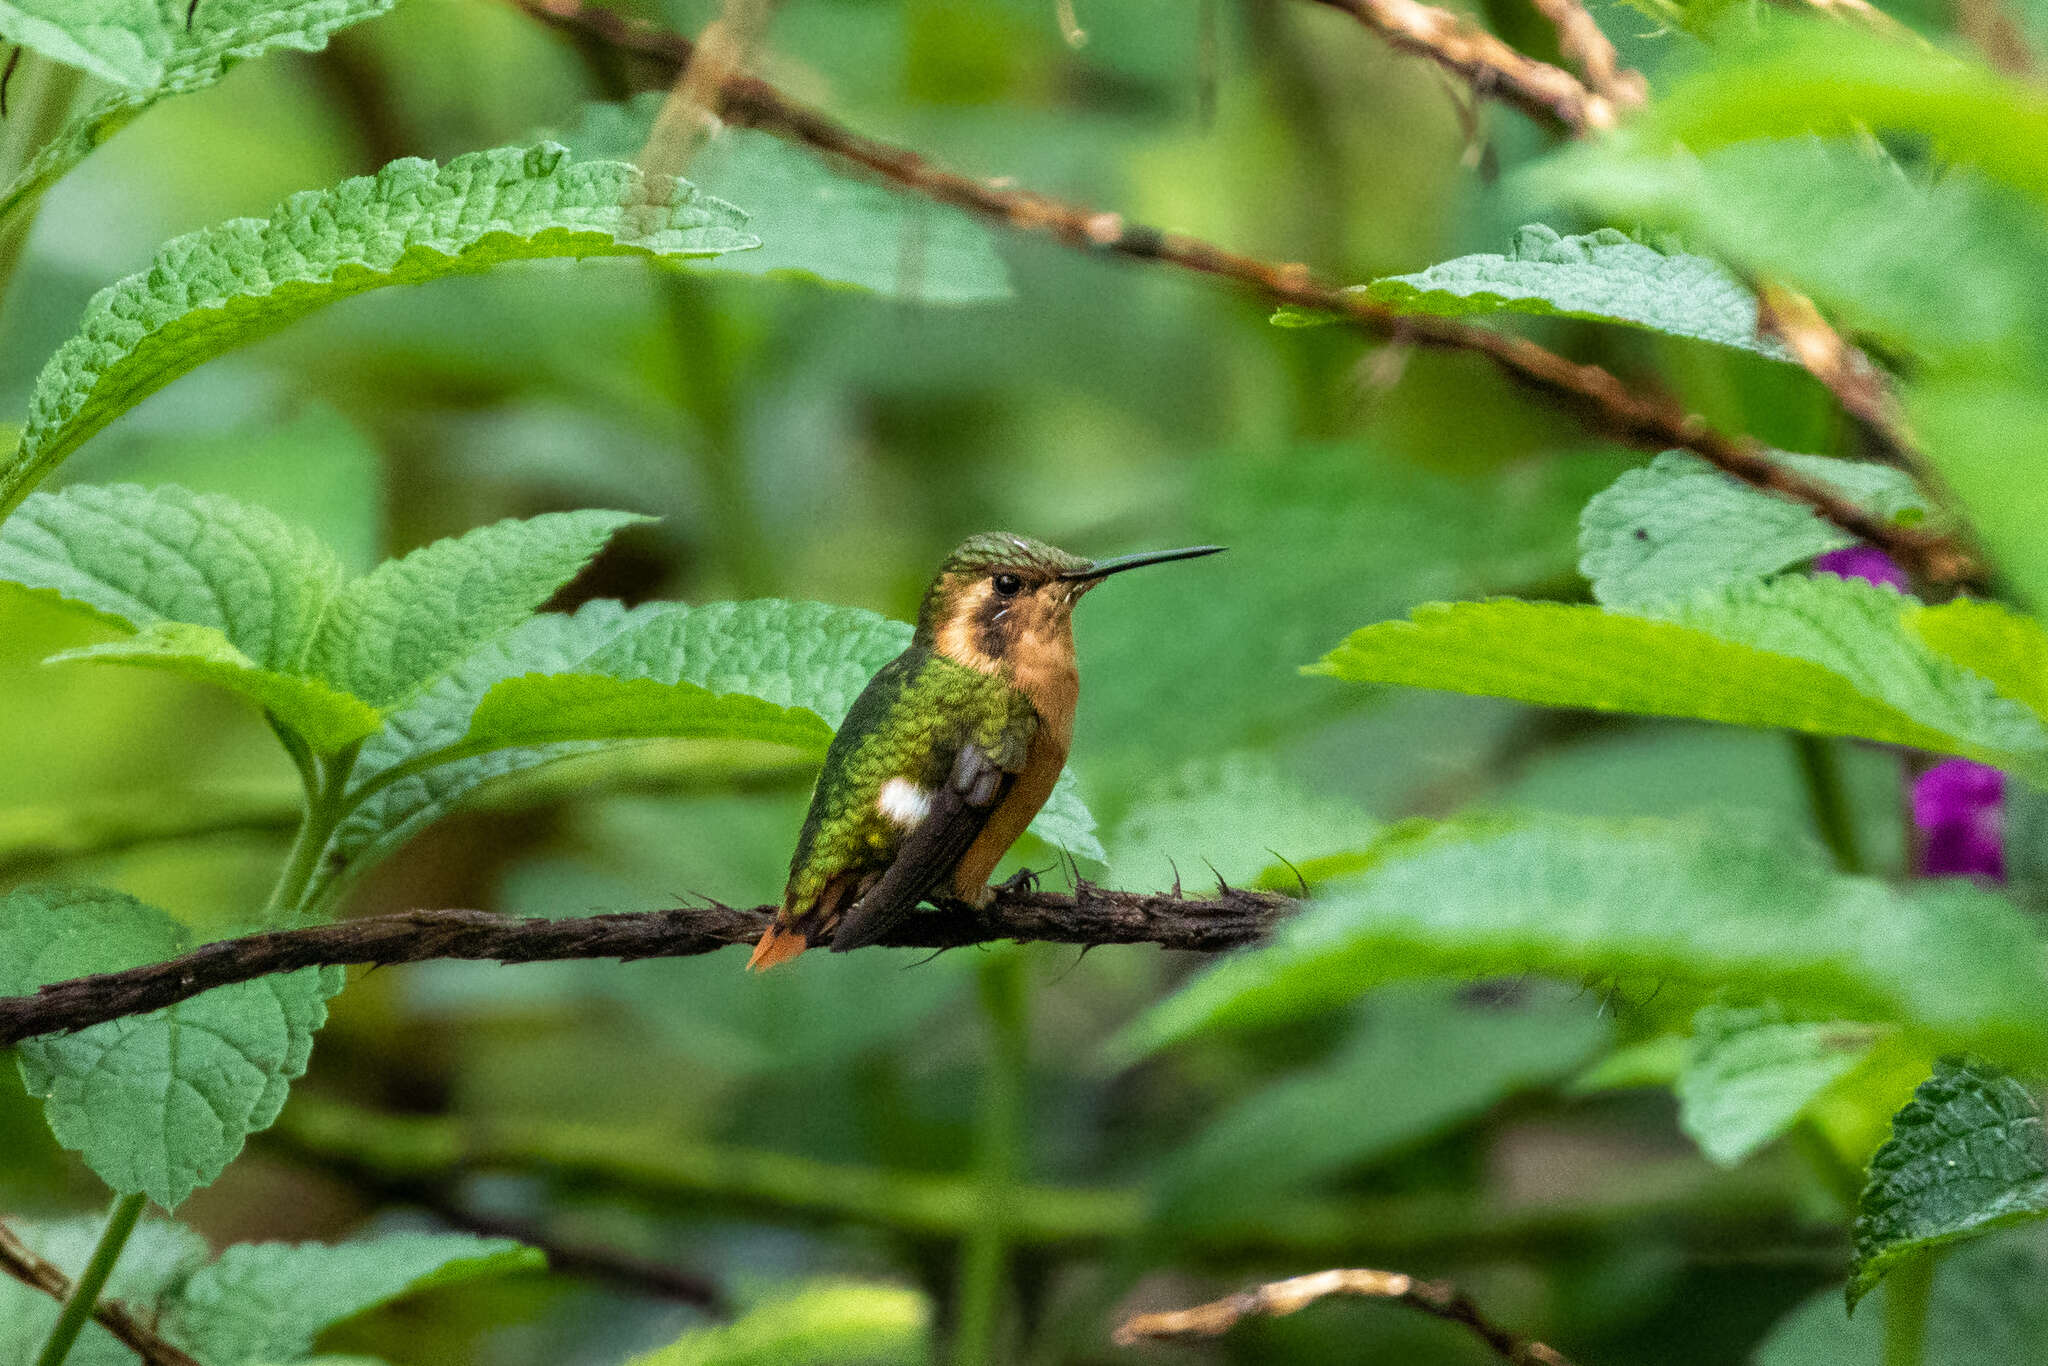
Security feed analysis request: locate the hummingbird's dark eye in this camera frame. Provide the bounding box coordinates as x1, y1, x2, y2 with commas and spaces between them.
992, 572, 1023, 597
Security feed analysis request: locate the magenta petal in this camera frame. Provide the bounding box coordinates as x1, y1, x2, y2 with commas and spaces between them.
1913, 759, 2006, 880
1813, 546, 1910, 591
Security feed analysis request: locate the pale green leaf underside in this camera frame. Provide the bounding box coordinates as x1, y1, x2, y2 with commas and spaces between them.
1851, 1058, 2048, 1307
0, 0, 399, 229
51, 621, 383, 750
1676, 1003, 1876, 1167
3, 144, 758, 517
1910, 598, 2048, 727
465, 672, 835, 755
1313, 579, 2047, 770
163, 1233, 542, 1364
0, 483, 342, 668
1116, 818, 2048, 1069
0, 0, 170, 85
1275, 224, 1787, 357
556, 99, 1011, 302
628, 1280, 928, 1366
1580, 450, 1933, 610
305, 509, 647, 707
0, 884, 335, 1208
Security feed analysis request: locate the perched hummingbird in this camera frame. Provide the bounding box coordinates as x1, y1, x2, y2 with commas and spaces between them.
747, 532, 1224, 969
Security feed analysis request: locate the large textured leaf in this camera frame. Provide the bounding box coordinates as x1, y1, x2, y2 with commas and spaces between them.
461, 673, 835, 755
1313, 579, 2048, 769
627, 1280, 928, 1366
0, 0, 399, 229
162, 1233, 542, 1363
1535, 136, 2048, 375
1579, 451, 1933, 610
1675, 1003, 1877, 1167
1910, 598, 2048, 725
0, 0, 171, 85
0, 482, 341, 668
2, 145, 757, 515
304, 510, 647, 707
557, 98, 1010, 302
1278, 225, 1786, 358
1850, 1058, 2048, 1308
0, 885, 335, 1208
1154, 982, 1604, 1223
49, 622, 383, 751
1115, 819, 2048, 1068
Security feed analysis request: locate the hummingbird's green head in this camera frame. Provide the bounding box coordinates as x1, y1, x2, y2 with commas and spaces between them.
916, 532, 1223, 675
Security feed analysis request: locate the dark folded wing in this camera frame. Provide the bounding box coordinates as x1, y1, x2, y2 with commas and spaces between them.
829, 743, 1014, 952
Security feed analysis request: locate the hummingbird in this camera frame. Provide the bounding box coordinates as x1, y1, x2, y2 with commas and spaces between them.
747, 532, 1224, 969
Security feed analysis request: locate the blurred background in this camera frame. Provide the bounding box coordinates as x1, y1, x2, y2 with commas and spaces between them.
0, 0, 1971, 1360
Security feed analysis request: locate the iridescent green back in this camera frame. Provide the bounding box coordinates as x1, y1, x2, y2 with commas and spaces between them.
782, 643, 1036, 917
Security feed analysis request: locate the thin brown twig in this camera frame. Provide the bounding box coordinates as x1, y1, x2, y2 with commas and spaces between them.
0, 884, 1288, 1046
1304, 0, 1617, 133
1754, 285, 1923, 472
0, 1219, 204, 1366
1769, 0, 1930, 45
638, 0, 780, 179
1518, 0, 1647, 113
508, 0, 1979, 587
1113, 1267, 1575, 1364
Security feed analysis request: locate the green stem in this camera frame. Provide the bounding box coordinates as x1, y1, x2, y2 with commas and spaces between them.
1881, 1249, 1937, 1366
260, 741, 361, 921
953, 950, 1028, 1366
1792, 733, 1864, 874
33, 1192, 144, 1366
0, 53, 84, 312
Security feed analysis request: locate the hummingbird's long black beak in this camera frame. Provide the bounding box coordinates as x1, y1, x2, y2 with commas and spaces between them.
1061, 544, 1226, 582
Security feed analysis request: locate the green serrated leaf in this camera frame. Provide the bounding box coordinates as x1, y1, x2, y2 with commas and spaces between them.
162, 1233, 542, 1364
1311, 579, 2047, 769
0, 884, 336, 1208
1909, 598, 2048, 725
3, 145, 758, 516
50, 621, 383, 751
1851, 1058, 2048, 1307
627, 1279, 928, 1366
1154, 982, 1604, 1224
0, 0, 171, 86
1580, 450, 1933, 610
0, 0, 399, 229
464, 673, 836, 754
305, 509, 647, 708
1113, 818, 2048, 1069
0, 483, 343, 668
1277, 225, 1787, 358
554, 98, 1009, 302
1676, 1003, 1877, 1168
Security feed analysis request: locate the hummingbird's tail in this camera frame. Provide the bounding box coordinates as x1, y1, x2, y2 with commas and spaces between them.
745, 920, 811, 971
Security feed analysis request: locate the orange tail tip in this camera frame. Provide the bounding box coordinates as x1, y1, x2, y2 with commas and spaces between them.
746, 921, 811, 972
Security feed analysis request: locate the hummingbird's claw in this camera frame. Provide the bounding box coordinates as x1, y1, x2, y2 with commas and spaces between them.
996, 865, 1040, 897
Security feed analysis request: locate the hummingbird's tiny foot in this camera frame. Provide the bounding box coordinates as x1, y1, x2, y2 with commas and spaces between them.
995, 866, 1039, 897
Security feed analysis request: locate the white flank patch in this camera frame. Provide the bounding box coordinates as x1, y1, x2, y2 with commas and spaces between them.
877, 777, 934, 829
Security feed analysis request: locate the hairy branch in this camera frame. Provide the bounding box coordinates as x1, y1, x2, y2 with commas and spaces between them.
1114, 1267, 1575, 1364
0, 885, 1287, 1046
1303, 0, 1623, 133
0, 1220, 203, 1366
509, 0, 1978, 586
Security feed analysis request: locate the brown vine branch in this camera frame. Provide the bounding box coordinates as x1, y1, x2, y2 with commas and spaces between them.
1755, 285, 1924, 473
0, 885, 1288, 1046
1517, 0, 1647, 114
0, 1219, 204, 1366
509, 0, 1978, 587
1303, 0, 1622, 133
1113, 1267, 1575, 1364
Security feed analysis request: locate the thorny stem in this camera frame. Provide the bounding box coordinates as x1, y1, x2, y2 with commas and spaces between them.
33, 1193, 145, 1366
954, 950, 1029, 1365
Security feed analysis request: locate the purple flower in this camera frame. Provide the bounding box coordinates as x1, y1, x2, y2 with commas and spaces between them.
1913, 759, 2005, 880
1813, 546, 1910, 591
